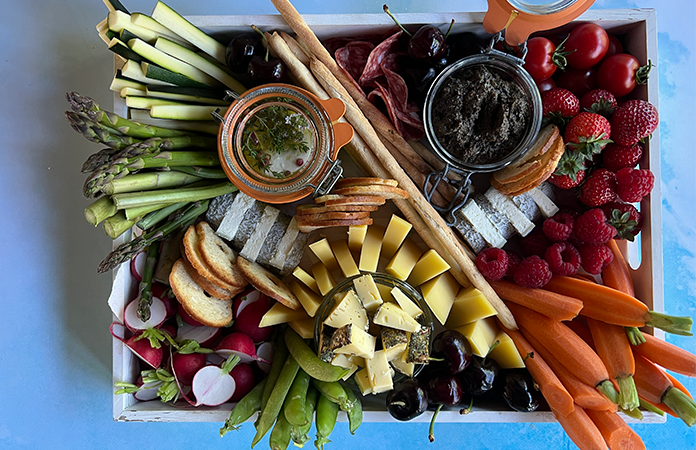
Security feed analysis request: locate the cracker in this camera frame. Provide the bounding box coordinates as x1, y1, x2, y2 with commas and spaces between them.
297, 218, 373, 234
332, 184, 409, 199
334, 177, 399, 188
197, 221, 248, 287
182, 224, 236, 291
295, 204, 379, 215
297, 211, 371, 222
237, 256, 301, 310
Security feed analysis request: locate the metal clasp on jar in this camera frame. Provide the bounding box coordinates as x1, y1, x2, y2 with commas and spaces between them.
423, 164, 473, 226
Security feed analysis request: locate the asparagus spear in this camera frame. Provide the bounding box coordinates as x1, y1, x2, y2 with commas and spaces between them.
102, 171, 202, 195
66, 92, 192, 139
111, 181, 236, 210
117, 134, 217, 159
82, 147, 122, 173
137, 243, 160, 322
103, 210, 136, 239
170, 166, 228, 179
136, 202, 189, 231
66, 111, 142, 150
84, 196, 117, 226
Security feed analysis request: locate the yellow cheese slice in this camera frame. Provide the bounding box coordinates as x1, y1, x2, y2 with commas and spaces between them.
353, 274, 383, 313
259, 302, 310, 328
420, 272, 459, 325
381, 215, 412, 260
292, 266, 320, 295
288, 318, 316, 339
390, 356, 415, 377
407, 249, 450, 287
311, 261, 336, 296
288, 279, 322, 318
373, 303, 421, 333
385, 238, 424, 280
349, 355, 366, 368
348, 225, 368, 253
488, 330, 525, 369
377, 284, 395, 303
330, 239, 360, 278
331, 353, 359, 380
366, 350, 394, 394
358, 224, 385, 272
309, 238, 339, 271
323, 290, 368, 331
333, 325, 376, 360
446, 286, 498, 329
390, 286, 423, 319
455, 317, 499, 357
354, 369, 373, 395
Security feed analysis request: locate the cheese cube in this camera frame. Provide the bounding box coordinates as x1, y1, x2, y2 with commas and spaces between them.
309, 238, 339, 271
330, 239, 360, 278
377, 284, 395, 303
488, 330, 525, 369
331, 354, 359, 380
421, 272, 459, 325
446, 286, 497, 328
292, 266, 320, 295
288, 279, 322, 317
381, 215, 412, 260
259, 302, 310, 328
348, 225, 368, 252
324, 290, 368, 331
365, 350, 394, 394
311, 262, 336, 296
349, 355, 366, 368
405, 326, 430, 364
381, 327, 409, 361
373, 303, 421, 333
354, 369, 373, 395
390, 287, 423, 319
353, 274, 383, 313
407, 249, 451, 287
528, 187, 559, 218
455, 317, 499, 357
385, 239, 424, 280
390, 357, 415, 377
332, 324, 376, 360
289, 318, 316, 339
358, 224, 385, 272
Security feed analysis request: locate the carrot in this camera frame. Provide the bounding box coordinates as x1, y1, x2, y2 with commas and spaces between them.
632, 332, 696, 377
504, 327, 575, 417
642, 364, 693, 418
586, 318, 639, 411
585, 408, 646, 450
602, 240, 635, 297
506, 302, 619, 403
489, 279, 583, 321
552, 406, 608, 450
523, 329, 617, 412
544, 275, 693, 335
633, 353, 696, 426
567, 318, 595, 347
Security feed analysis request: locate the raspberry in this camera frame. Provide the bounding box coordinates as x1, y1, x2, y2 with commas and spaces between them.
476, 248, 509, 281
580, 89, 617, 117
574, 208, 617, 244
521, 228, 551, 257
600, 202, 642, 241
505, 251, 523, 279
580, 168, 617, 207
602, 143, 643, 172
513, 256, 553, 288
544, 242, 582, 276
542, 212, 576, 242
578, 243, 614, 275
616, 167, 655, 202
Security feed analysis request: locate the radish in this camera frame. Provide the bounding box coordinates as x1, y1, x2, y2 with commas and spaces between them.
176, 323, 221, 347
233, 296, 274, 343
124, 297, 167, 332
111, 323, 163, 369
130, 250, 148, 282
229, 363, 256, 402
191, 355, 240, 406
216, 332, 270, 364
233, 288, 265, 318
207, 352, 226, 366
152, 282, 177, 320
178, 303, 204, 327
133, 375, 162, 401
255, 341, 274, 374
172, 352, 207, 386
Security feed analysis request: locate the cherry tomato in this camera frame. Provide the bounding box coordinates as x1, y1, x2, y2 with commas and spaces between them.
536, 77, 556, 94
597, 53, 649, 97
524, 37, 560, 82
601, 34, 623, 62
555, 67, 597, 98
564, 23, 609, 69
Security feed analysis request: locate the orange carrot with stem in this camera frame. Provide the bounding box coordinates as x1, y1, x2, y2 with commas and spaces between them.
585, 408, 646, 450
640, 362, 693, 418
586, 317, 639, 411
507, 302, 619, 404
544, 275, 693, 335
504, 327, 575, 417
633, 353, 696, 426
632, 332, 696, 377
489, 280, 583, 321
551, 406, 608, 450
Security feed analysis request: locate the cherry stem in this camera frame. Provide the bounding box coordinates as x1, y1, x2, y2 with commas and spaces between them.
383, 5, 412, 37
428, 404, 443, 442
444, 19, 455, 39
251, 24, 270, 62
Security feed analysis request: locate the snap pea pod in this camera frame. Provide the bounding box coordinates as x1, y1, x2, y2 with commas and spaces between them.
311, 379, 354, 413
291, 385, 319, 448
261, 334, 289, 412
284, 328, 350, 382
251, 355, 300, 448
219, 378, 267, 437
314, 393, 338, 450
269, 410, 293, 450
343, 386, 362, 435
284, 369, 311, 427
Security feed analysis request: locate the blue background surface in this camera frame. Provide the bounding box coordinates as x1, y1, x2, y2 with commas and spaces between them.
1, 0, 694, 448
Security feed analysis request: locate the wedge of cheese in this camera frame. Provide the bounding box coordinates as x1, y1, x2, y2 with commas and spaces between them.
488, 330, 525, 369
323, 290, 368, 331
390, 287, 423, 319
358, 224, 385, 273
289, 318, 315, 339
365, 350, 394, 394
288, 279, 322, 318
446, 286, 497, 329
259, 302, 310, 328
330, 239, 360, 278
311, 262, 336, 296
373, 303, 421, 333
331, 324, 376, 360
354, 368, 373, 395
484, 186, 534, 237
381, 215, 412, 260
331, 353, 359, 380
385, 238, 423, 281
457, 199, 507, 249
455, 317, 499, 357
292, 266, 320, 295
407, 249, 451, 287
348, 225, 368, 253
381, 327, 409, 361
309, 238, 339, 271
527, 186, 559, 218
390, 356, 415, 377
352, 274, 383, 313
420, 272, 459, 325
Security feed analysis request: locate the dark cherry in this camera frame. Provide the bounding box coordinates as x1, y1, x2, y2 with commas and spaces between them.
446, 32, 486, 62
459, 355, 500, 396
225, 33, 265, 74
431, 330, 472, 375
386, 378, 429, 421
408, 25, 447, 61
426, 371, 463, 406
247, 55, 288, 86
502, 369, 543, 412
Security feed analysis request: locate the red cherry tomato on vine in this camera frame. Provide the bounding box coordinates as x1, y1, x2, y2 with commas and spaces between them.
524, 37, 561, 82
597, 53, 650, 97
564, 23, 609, 69
555, 67, 597, 98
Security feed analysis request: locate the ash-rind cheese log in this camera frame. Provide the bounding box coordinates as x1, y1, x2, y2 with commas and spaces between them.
207, 192, 309, 276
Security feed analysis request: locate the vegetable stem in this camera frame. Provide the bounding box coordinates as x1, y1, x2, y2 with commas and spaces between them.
112, 181, 236, 210
103, 171, 202, 195
137, 243, 160, 322
639, 398, 665, 416
171, 166, 228, 179
616, 375, 640, 412
84, 195, 117, 226
663, 386, 696, 427
103, 210, 136, 239
136, 202, 189, 231
596, 380, 619, 404
625, 327, 646, 345
646, 311, 693, 336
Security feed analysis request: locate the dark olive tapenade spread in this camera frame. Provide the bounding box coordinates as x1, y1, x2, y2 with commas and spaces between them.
432, 66, 530, 165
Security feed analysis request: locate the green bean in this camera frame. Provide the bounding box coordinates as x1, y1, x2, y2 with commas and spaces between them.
251, 355, 300, 448
311, 379, 353, 412
284, 328, 350, 382
219, 378, 267, 437
284, 369, 311, 427
343, 386, 362, 435
262, 333, 289, 411
291, 385, 319, 448
314, 393, 338, 450
269, 411, 293, 450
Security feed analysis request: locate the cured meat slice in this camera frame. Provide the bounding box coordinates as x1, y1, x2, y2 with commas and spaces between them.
336, 41, 375, 81
358, 31, 402, 87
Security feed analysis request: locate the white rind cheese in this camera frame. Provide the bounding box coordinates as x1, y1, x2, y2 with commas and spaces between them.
269, 216, 301, 270
215, 192, 256, 241
373, 302, 421, 333
527, 186, 560, 218
484, 186, 535, 237
240, 205, 280, 262
353, 274, 383, 313
459, 200, 507, 249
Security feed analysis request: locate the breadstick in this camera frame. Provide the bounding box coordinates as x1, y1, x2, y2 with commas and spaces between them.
409, 140, 463, 182
268, 32, 327, 98
280, 31, 311, 66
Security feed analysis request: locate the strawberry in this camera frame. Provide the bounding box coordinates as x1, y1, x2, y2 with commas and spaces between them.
616, 167, 655, 202
602, 142, 643, 172
574, 208, 617, 244
600, 202, 642, 241
610, 99, 659, 146
548, 150, 586, 189
542, 88, 580, 126
564, 112, 612, 159
580, 89, 618, 117
579, 168, 617, 207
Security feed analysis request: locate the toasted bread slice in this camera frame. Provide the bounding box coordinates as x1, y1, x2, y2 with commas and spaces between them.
182, 224, 236, 291
324, 195, 386, 207
314, 194, 344, 204
298, 211, 371, 222
334, 177, 399, 188
297, 218, 373, 234
169, 259, 234, 328
332, 184, 409, 199
237, 256, 301, 310
180, 253, 236, 301
196, 221, 248, 288
295, 204, 379, 215
492, 125, 560, 184
492, 135, 565, 196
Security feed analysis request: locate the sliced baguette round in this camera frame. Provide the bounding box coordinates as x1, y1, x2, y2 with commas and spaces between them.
324, 195, 386, 207
314, 194, 344, 204
295, 203, 379, 215
196, 221, 248, 287
169, 259, 234, 328
297, 218, 373, 234
182, 224, 236, 291
180, 253, 236, 301
332, 184, 409, 199
298, 211, 371, 222
236, 256, 300, 310
493, 125, 560, 184
334, 177, 399, 188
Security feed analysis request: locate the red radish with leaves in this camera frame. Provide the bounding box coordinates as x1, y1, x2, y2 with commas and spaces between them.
124, 297, 167, 333
192, 355, 240, 407
216, 332, 270, 364
111, 323, 164, 369
172, 340, 214, 385
151, 282, 177, 320
233, 295, 274, 342
176, 323, 222, 348
229, 363, 257, 402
